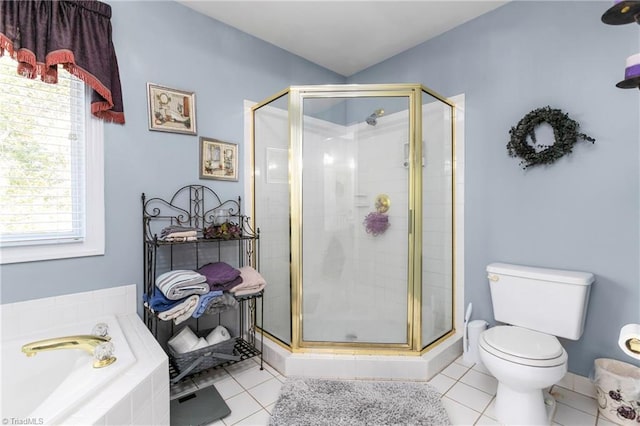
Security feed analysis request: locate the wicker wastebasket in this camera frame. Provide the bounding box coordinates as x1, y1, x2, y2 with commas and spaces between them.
593, 358, 640, 425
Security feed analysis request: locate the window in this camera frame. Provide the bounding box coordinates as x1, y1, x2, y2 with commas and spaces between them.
0, 56, 104, 264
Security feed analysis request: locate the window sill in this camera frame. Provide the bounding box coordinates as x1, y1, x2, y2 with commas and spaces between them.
0, 238, 105, 264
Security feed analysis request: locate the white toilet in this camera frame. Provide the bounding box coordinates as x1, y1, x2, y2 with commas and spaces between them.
479, 262, 594, 426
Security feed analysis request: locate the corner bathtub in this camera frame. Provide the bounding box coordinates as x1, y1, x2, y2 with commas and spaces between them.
1, 315, 135, 425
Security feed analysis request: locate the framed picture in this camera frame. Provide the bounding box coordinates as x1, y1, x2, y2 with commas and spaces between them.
200, 137, 238, 181
147, 83, 196, 135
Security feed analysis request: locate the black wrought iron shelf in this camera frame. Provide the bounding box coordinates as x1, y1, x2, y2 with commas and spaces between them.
143, 290, 264, 328
141, 185, 264, 398
145, 234, 257, 246
168, 338, 262, 400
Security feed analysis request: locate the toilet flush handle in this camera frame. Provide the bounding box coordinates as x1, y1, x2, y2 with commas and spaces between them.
487, 274, 499, 282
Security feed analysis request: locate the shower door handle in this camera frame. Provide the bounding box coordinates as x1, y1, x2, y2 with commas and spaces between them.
408, 209, 413, 234
403, 143, 410, 168
403, 142, 426, 168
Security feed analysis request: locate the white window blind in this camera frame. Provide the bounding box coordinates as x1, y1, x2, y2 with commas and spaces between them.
0, 55, 104, 264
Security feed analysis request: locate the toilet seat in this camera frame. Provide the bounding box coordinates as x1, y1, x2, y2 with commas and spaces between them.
480, 326, 567, 367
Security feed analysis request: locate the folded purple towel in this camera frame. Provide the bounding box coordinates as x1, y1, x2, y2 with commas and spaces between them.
198, 262, 241, 286
210, 275, 243, 292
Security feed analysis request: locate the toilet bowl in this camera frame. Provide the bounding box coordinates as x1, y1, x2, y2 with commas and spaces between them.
479, 326, 568, 425
481, 263, 594, 425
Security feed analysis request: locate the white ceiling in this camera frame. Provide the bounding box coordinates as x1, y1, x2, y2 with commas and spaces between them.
179, 1, 507, 76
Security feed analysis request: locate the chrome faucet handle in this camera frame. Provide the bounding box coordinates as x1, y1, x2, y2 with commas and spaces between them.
93, 341, 117, 368
92, 322, 109, 337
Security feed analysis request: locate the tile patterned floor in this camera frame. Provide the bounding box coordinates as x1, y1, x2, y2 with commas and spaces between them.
188, 355, 617, 426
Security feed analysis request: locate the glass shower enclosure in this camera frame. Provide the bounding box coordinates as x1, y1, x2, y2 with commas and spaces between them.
252, 84, 454, 354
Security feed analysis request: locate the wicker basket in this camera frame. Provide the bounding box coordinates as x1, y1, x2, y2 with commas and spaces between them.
169, 328, 240, 383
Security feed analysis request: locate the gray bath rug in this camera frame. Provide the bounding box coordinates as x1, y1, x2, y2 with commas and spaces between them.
268, 377, 451, 426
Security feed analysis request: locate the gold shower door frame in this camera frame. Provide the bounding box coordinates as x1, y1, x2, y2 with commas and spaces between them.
251, 84, 456, 355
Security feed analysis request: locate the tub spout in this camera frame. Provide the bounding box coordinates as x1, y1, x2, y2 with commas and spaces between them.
21, 334, 117, 368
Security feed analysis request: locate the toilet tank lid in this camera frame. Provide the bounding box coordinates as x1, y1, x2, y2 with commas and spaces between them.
487, 263, 594, 286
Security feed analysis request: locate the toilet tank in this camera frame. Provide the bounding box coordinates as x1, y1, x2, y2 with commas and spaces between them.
486, 263, 594, 340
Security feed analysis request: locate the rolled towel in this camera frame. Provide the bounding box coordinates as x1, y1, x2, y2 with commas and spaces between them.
190, 337, 210, 351
206, 325, 231, 346
157, 294, 199, 325
168, 326, 199, 354
230, 266, 266, 296
156, 270, 209, 300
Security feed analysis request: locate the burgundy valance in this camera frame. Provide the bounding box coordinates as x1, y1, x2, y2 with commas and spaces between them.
0, 0, 125, 123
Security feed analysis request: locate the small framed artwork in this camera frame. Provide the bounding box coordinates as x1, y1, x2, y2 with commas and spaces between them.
200, 137, 238, 181
147, 83, 196, 135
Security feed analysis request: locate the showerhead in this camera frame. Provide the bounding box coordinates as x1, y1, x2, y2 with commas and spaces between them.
365, 109, 385, 126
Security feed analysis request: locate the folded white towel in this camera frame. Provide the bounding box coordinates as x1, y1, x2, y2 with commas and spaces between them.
156, 270, 209, 300
157, 295, 199, 325
163, 230, 197, 239
164, 235, 197, 242
206, 325, 231, 346
191, 337, 210, 351
168, 326, 199, 354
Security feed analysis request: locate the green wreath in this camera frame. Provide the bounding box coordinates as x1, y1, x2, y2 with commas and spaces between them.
507, 106, 595, 169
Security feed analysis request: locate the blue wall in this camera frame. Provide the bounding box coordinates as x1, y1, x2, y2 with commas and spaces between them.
0, 1, 342, 303
2, 1, 638, 376
350, 1, 640, 374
